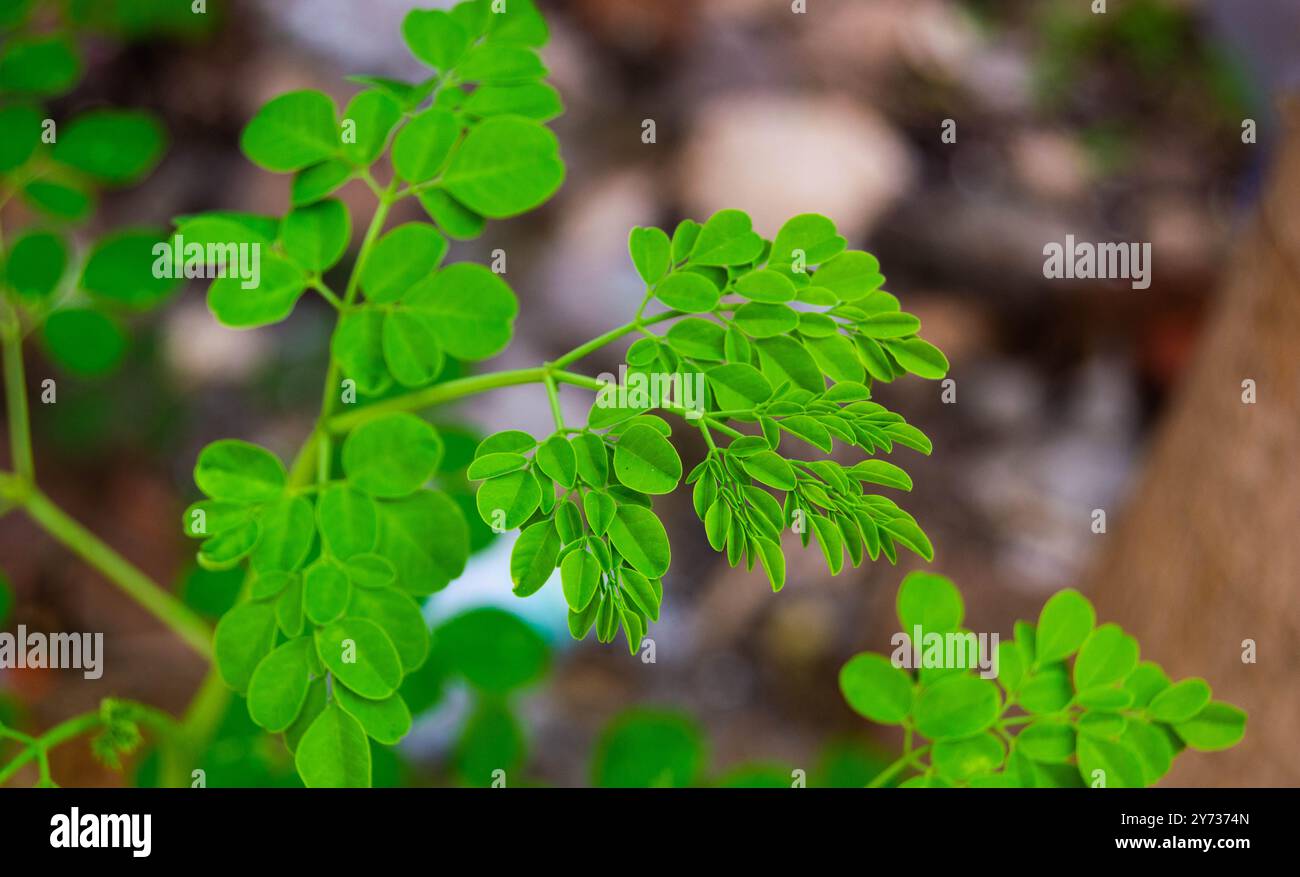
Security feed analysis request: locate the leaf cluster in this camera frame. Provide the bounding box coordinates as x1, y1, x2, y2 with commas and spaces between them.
839, 572, 1248, 787
0, 2, 174, 374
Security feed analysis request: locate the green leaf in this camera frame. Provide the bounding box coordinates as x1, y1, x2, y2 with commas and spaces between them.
5, 232, 65, 301
23, 181, 91, 221
510, 518, 561, 597
1034, 589, 1096, 665
52, 110, 164, 184
1147, 678, 1212, 723
895, 571, 963, 633
249, 497, 316, 573
484, 0, 549, 44
335, 686, 412, 746
740, 451, 795, 491
932, 732, 1005, 782
435, 607, 549, 694
805, 333, 865, 383
207, 254, 307, 328
383, 309, 445, 387
628, 226, 671, 285
1123, 719, 1173, 784
476, 470, 542, 530
240, 90, 339, 173
1017, 718, 1076, 762
466, 452, 528, 480
536, 434, 577, 488
404, 263, 518, 360
1173, 701, 1246, 751
41, 309, 126, 377
442, 116, 564, 218
592, 710, 705, 788
392, 108, 459, 183
705, 363, 772, 410
572, 433, 609, 487
402, 9, 470, 70
769, 213, 846, 266
613, 425, 682, 495
838, 653, 913, 724
281, 199, 351, 272
247, 637, 313, 732
755, 336, 824, 393
294, 164, 353, 212
913, 674, 1000, 740
0, 36, 81, 96
316, 617, 403, 698
733, 302, 798, 337
476, 430, 537, 457
883, 337, 949, 379
332, 309, 389, 393
0, 104, 42, 171
198, 521, 260, 570
561, 549, 601, 612
347, 585, 429, 671
295, 703, 371, 788
851, 459, 913, 491
83, 230, 181, 309
462, 82, 562, 121
359, 223, 447, 303
417, 189, 486, 240
303, 560, 351, 625
1073, 623, 1139, 691
659, 321, 720, 363
342, 413, 443, 498
213, 602, 278, 692
341, 90, 402, 166
455, 700, 525, 785
733, 269, 796, 303
1123, 661, 1172, 708
813, 251, 882, 301
457, 43, 546, 83
688, 209, 763, 266
858, 311, 921, 339
194, 439, 286, 502
1076, 735, 1145, 788
607, 504, 671, 578
1019, 667, 1073, 713
583, 491, 615, 536
654, 272, 719, 312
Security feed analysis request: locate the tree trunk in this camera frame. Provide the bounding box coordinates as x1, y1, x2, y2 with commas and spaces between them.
1085, 102, 1300, 786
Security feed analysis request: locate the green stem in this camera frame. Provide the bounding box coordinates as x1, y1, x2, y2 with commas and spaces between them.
326, 367, 603, 433
0, 702, 176, 787
867, 744, 932, 788
20, 489, 212, 660
2, 325, 34, 481
542, 371, 565, 431
550, 310, 683, 370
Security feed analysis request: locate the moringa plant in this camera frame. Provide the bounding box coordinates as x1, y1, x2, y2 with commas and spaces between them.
840, 572, 1247, 788
173, 0, 948, 786
0, 0, 1243, 791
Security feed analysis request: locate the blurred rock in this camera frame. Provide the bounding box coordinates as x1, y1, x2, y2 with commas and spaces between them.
678, 93, 915, 239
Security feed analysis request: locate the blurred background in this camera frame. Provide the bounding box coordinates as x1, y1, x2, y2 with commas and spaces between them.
1, 0, 1297, 787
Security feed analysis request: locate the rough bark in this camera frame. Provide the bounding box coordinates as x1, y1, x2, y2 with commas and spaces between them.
1085, 102, 1300, 786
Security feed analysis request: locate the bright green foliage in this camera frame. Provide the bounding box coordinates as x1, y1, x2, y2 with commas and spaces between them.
471, 208, 946, 654
839, 573, 1247, 788
0, 8, 174, 378
592, 710, 707, 788
184, 424, 469, 786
